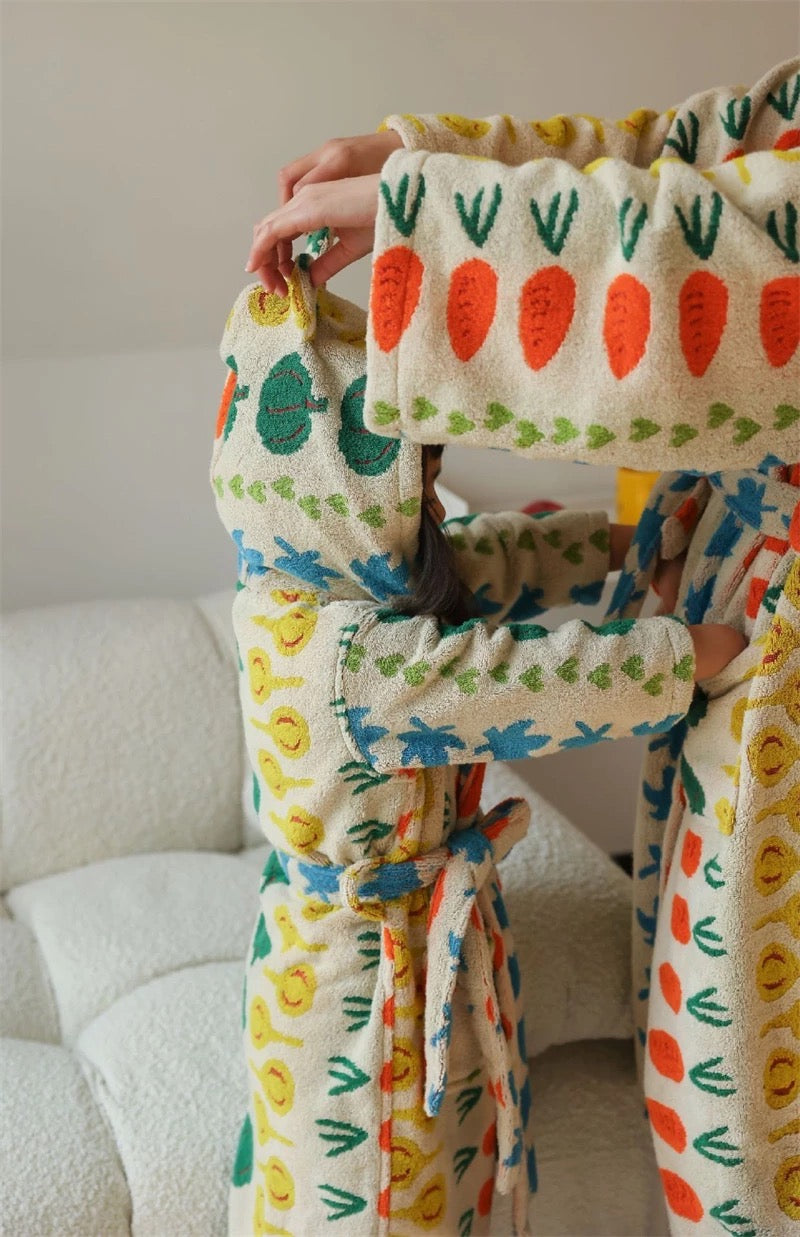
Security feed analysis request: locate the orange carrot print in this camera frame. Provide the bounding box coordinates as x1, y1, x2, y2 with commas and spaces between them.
603, 274, 650, 379
760, 276, 800, 368
646, 1099, 688, 1153
678, 271, 728, 377
518, 265, 576, 371
659, 962, 682, 1014
215, 368, 237, 439
447, 259, 498, 361
774, 129, 800, 151
681, 830, 703, 878
371, 246, 424, 353
649, 1029, 685, 1082
671, 893, 691, 944
659, 1170, 704, 1222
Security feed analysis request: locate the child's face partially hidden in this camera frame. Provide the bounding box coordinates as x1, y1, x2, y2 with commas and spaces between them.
423, 450, 446, 525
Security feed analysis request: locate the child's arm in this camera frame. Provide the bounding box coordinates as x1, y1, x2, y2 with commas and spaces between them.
444, 509, 616, 620
336, 606, 707, 771
378, 58, 797, 169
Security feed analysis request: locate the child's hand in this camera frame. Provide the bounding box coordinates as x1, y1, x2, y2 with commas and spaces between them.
688, 624, 748, 681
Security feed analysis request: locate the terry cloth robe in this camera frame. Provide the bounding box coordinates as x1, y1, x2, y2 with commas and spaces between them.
604, 466, 800, 1236
363, 56, 799, 473
209, 236, 696, 1237
361, 59, 800, 1233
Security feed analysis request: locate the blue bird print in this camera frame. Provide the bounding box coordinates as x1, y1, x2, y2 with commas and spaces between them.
684, 575, 716, 623
396, 718, 467, 765
349, 553, 410, 600
273, 537, 344, 588
668, 472, 699, 492
570, 580, 605, 606
643, 766, 676, 822
637, 844, 662, 881
471, 584, 504, 617
725, 475, 778, 527
232, 529, 268, 576
631, 493, 666, 569
345, 707, 389, 763
704, 509, 743, 559
559, 720, 613, 749
606, 568, 646, 616
476, 720, 552, 759
636, 896, 659, 948
632, 713, 685, 736
505, 584, 547, 621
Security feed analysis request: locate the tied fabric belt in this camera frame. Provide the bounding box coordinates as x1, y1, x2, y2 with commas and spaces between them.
274, 790, 534, 1211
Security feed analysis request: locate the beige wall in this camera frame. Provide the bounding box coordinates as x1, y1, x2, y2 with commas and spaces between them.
3, 1, 797, 848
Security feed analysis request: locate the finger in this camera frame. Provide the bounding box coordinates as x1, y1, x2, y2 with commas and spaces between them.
307, 242, 356, 287
276, 238, 293, 273
293, 160, 341, 194
257, 263, 287, 297
246, 210, 302, 273
278, 153, 319, 204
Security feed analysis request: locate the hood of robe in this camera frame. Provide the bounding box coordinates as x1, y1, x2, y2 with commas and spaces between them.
211, 231, 423, 603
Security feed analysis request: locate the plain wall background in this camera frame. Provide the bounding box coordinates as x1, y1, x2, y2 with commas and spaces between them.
3, 0, 797, 848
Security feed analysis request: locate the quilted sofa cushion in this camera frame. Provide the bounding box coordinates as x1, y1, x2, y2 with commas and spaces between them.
1, 587, 648, 1235
1, 825, 643, 1236
1, 597, 245, 890
5, 851, 262, 1044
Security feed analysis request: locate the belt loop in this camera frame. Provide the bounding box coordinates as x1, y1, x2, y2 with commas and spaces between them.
339, 856, 380, 916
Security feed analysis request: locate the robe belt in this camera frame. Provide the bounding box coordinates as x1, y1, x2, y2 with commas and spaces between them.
275, 794, 531, 1199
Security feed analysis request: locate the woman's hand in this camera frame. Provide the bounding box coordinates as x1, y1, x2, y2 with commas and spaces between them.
247, 132, 403, 295
687, 624, 747, 681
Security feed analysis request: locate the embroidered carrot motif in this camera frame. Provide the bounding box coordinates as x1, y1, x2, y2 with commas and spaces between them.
646, 1099, 688, 1153
447, 260, 498, 361
649, 1029, 685, 1081
659, 1171, 704, 1222
679, 271, 729, 376
760, 276, 800, 367
518, 266, 576, 371
370, 247, 424, 353
603, 274, 651, 379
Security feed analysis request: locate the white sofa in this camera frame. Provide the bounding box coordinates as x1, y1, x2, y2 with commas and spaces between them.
0, 591, 668, 1236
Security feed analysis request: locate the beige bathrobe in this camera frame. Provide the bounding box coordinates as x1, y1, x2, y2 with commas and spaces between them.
362, 57, 800, 1233
210, 242, 696, 1235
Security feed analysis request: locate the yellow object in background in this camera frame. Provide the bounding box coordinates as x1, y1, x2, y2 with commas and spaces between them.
616, 467, 660, 525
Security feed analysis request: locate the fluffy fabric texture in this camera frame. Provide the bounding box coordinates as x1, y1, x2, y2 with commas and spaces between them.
210, 240, 697, 1236
364, 58, 799, 473
0, 586, 657, 1237
6, 851, 259, 1044
359, 59, 800, 1231
1, 598, 243, 890
608, 468, 800, 1234
0, 1039, 131, 1236
494, 1040, 670, 1237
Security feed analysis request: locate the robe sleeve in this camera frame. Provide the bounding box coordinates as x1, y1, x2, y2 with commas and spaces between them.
334, 607, 695, 772
445, 509, 612, 620
378, 58, 797, 168
365, 59, 799, 472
